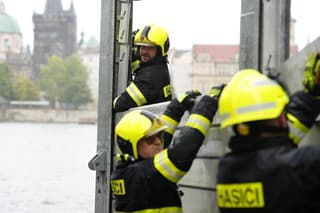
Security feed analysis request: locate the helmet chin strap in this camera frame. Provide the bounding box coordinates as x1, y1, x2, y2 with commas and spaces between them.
116, 153, 135, 162
260, 125, 289, 136
155, 46, 163, 58
233, 120, 289, 137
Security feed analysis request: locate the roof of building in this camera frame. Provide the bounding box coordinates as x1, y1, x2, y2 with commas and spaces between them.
44, 0, 75, 15
0, 1, 21, 34
45, 0, 63, 14
193, 44, 239, 63
173, 49, 190, 58
85, 36, 99, 49
79, 36, 99, 53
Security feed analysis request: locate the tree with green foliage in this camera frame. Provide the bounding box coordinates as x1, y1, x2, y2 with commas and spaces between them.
0, 63, 14, 100
38, 56, 65, 108
60, 55, 93, 109
39, 55, 93, 109
13, 74, 40, 101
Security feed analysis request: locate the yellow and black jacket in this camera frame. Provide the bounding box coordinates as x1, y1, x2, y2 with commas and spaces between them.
113, 57, 172, 112
111, 96, 217, 212
217, 91, 320, 213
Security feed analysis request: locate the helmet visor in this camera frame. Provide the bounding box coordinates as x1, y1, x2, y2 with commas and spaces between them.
143, 115, 168, 137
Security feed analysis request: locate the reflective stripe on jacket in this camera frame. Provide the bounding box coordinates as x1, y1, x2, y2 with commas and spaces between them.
113, 59, 171, 112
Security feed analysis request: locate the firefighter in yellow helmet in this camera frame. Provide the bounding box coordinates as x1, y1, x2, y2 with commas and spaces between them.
113, 24, 172, 112
216, 53, 320, 212
111, 88, 223, 212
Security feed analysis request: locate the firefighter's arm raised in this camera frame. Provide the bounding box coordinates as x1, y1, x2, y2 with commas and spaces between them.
161, 90, 201, 148
153, 94, 219, 183
287, 52, 320, 144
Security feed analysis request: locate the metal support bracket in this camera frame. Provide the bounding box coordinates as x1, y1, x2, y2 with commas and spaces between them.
88, 151, 107, 171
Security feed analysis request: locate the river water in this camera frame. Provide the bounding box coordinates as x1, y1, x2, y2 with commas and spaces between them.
0, 122, 97, 213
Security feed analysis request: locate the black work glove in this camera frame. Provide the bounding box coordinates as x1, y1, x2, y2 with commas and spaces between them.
303, 52, 320, 98
163, 90, 202, 123
177, 90, 202, 111
208, 84, 226, 100
131, 59, 140, 75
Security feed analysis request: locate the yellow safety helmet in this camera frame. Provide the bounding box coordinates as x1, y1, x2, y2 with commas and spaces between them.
219, 69, 289, 129
134, 24, 170, 57
115, 110, 168, 159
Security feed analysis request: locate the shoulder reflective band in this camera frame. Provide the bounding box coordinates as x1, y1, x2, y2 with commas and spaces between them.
126, 82, 147, 106
161, 114, 178, 135
111, 179, 126, 195
163, 84, 172, 98
287, 112, 309, 144
217, 182, 265, 208
185, 113, 211, 136
154, 149, 186, 183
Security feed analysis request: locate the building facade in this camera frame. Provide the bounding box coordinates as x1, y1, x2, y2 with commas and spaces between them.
32, 0, 77, 79
78, 36, 100, 110
0, 1, 31, 77
191, 44, 239, 93
171, 44, 298, 95
170, 45, 239, 95
169, 49, 192, 96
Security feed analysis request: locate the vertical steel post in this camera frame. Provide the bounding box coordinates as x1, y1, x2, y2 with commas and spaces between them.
90, 0, 117, 212
262, 0, 290, 73
239, 0, 291, 72
279, 0, 291, 62
239, 0, 262, 70
89, 0, 133, 212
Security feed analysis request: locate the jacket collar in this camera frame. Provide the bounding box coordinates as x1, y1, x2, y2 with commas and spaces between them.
228, 135, 296, 153
140, 56, 167, 67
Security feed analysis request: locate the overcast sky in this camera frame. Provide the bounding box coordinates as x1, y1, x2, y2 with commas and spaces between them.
3, 0, 320, 51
